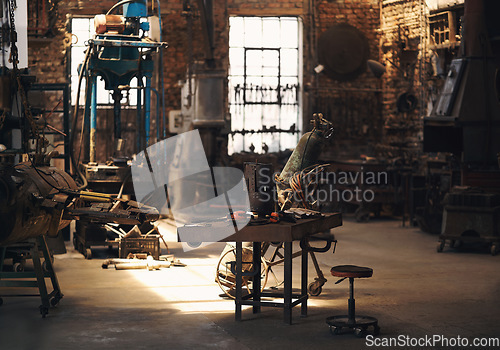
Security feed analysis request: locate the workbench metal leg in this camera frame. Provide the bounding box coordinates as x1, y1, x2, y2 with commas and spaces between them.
0, 247, 6, 272
301, 244, 308, 317
31, 240, 50, 317
284, 241, 292, 324
39, 236, 63, 303
252, 241, 261, 314
235, 242, 242, 321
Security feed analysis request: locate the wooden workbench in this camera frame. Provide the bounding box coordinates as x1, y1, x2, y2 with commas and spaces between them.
178, 212, 342, 324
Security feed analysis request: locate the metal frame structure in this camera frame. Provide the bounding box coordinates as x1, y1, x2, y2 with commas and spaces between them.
85, 36, 164, 161
29, 83, 71, 171
0, 236, 63, 317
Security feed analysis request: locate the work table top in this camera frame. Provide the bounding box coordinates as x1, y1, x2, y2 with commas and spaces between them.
177, 212, 342, 243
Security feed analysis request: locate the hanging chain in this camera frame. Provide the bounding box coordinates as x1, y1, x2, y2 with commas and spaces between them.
0, 110, 6, 130
7, 0, 17, 64
7, 0, 44, 154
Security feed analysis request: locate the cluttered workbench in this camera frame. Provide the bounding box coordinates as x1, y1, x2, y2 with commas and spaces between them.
178, 212, 342, 324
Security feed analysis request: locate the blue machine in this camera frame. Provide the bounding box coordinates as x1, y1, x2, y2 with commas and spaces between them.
83, 0, 166, 163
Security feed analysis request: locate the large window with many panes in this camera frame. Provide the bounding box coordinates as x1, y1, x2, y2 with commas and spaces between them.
228, 16, 302, 154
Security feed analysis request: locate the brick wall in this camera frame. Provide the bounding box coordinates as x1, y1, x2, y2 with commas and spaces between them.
379, 0, 430, 160
27, 0, 389, 162
311, 0, 382, 160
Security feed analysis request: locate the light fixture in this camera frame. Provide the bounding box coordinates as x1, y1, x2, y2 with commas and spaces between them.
314, 64, 325, 74
367, 59, 386, 78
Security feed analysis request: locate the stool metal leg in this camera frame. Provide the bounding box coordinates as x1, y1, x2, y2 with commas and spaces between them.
326, 275, 379, 337
348, 277, 355, 324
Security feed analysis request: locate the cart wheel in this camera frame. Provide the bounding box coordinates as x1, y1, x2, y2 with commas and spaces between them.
436, 240, 445, 253
491, 244, 498, 256
50, 293, 63, 306
373, 325, 381, 336
329, 326, 341, 335
84, 248, 92, 260
355, 327, 367, 338
13, 262, 24, 273
215, 247, 268, 299
39, 305, 49, 318
308, 281, 323, 296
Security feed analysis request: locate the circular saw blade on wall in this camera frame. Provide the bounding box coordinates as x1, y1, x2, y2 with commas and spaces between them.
318, 23, 370, 82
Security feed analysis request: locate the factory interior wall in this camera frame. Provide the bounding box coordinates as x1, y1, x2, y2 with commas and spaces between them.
26, 0, 434, 162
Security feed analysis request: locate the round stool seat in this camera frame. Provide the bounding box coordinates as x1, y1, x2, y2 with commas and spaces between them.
331, 265, 373, 278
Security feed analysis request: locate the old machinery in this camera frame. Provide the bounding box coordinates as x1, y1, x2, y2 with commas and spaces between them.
244, 162, 274, 216
82, 0, 166, 162
0, 161, 160, 246
437, 189, 500, 255
0, 0, 159, 315
425, 0, 500, 165
71, 0, 167, 256
173, 64, 226, 165
0, 162, 76, 246
425, 0, 500, 253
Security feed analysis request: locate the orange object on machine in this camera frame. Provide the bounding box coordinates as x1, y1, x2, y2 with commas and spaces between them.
270, 212, 280, 223
94, 14, 126, 34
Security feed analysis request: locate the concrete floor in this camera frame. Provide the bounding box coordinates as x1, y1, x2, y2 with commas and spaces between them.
1, 215, 500, 350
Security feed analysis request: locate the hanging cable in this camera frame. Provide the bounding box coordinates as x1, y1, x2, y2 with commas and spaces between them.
69, 46, 92, 190
106, 0, 143, 15
155, 0, 166, 139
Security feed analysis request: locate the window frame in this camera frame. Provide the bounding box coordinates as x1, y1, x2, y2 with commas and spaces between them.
228, 16, 303, 154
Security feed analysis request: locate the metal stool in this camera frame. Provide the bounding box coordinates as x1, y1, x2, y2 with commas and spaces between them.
326, 265, 380, 337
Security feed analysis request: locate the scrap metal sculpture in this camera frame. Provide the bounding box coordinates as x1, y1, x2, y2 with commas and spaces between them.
275, 113, 334, 210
